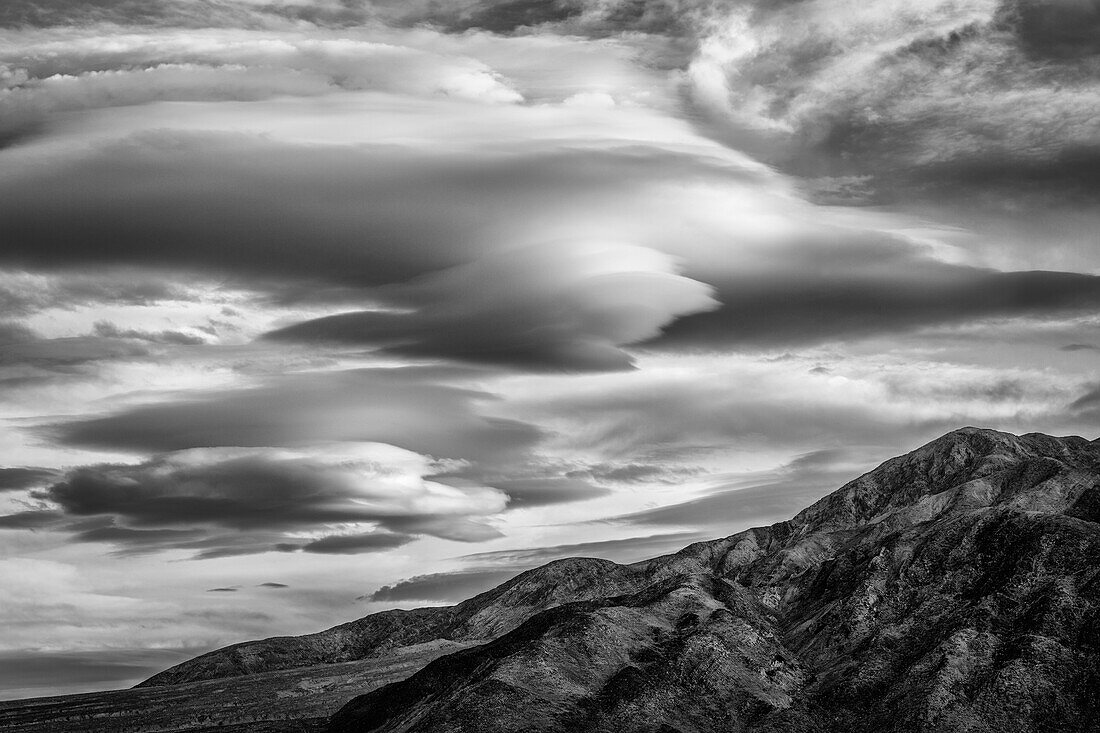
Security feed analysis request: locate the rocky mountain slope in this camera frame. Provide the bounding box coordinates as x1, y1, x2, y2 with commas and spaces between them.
144, 428, 1100, 733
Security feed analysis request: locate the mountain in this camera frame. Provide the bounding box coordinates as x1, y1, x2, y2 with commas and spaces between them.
317, 427, 1100, 733
7, 428, 1099, 733
139, 557, 648, 686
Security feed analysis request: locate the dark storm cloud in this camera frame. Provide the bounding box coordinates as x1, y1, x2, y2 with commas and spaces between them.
1062, 343, 1100, 352
206, 587, 238, 592
48, 367, 540, 462
652, 264, 1100, 349
0, 466, 58, 491
367, 568, 521, 603
276, 532, 414, 555
457, 531, 708, 566
258, 582, 288, 588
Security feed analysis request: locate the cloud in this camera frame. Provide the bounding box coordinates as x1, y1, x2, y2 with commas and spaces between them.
47, 367, 541, 463
651, 265, 1100, 349
0, 467, 58, 492
367, 568, 521, 603
0, 1, 244, 28
607, 449, 867, 530
0, 509, 63, 529
610, 479, 834, 530
569, 462, 688, 483
1008, 0, 1100, 58
257, 582, 288, 588
486, 477, 611, 508
276, 532, 414, 555
423, 0, 583, 33
372, 516, 504, 542
676, 0, 1100, 205
502, 366, 915, 460
0, 321, 36, 344
0, 335, 150, 369
496, 352, 1078, 470
0, 557, 202, 658
456, 530, 709, 567
0, 29, 525, 146
9, 72, 1090, 360
0, 270, 192, 316
0, 129, 752, 298
71, 523, 207, 552
206, 587, 238, 592
92, 321, 205, 346
1070, 383, 1100, 411
0, 133, 469, 287
42, 443, 506, 529
11, 441, 510, 557
265, 242, 716, 372
0, 0, 394, 30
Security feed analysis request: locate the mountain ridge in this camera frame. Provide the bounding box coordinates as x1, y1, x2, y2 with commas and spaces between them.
139, 427, 1100, 733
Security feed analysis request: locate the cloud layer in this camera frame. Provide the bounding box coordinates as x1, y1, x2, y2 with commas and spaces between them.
10, 442, 509, 557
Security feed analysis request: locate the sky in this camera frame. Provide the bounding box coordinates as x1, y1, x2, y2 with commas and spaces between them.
2, 0, 1100, 700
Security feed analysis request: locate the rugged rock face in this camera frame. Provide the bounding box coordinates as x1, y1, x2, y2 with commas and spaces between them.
146, 428, 1100, 733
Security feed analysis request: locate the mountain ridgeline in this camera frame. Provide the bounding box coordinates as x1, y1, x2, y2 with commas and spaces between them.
144, 428, 1100, 732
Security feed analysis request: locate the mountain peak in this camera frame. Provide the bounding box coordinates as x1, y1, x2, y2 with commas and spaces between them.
319, 428, 1100, 733
790, 427, 1099, 534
